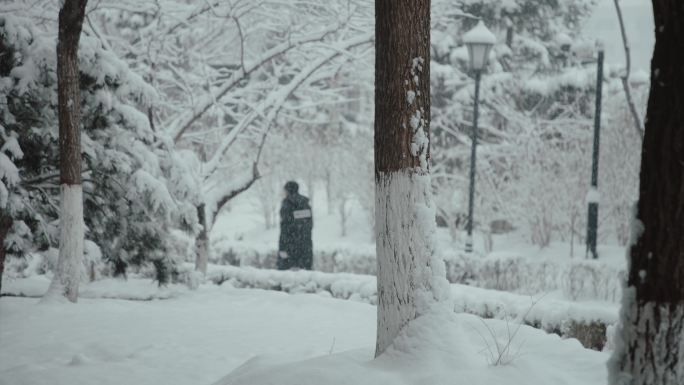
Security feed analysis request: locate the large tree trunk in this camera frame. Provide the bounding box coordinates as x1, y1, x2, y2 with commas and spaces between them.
609, 1, 684, 383
374, 0, 449, 357
45, 0, 88, 303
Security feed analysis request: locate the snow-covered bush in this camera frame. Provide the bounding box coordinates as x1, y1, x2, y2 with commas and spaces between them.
0, 15, 198, 284
446, 252, 624, 302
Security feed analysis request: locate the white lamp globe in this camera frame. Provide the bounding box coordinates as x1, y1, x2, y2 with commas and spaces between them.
463, 20, 496, 71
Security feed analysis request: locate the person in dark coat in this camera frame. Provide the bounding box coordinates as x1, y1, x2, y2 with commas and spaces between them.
277, 181, 313, 270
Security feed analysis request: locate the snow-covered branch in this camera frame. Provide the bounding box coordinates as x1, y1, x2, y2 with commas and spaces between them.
200, 32, 373, 181
167, 26, 341, 142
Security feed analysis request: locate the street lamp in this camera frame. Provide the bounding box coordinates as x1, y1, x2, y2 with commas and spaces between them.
586, 42, 605, 259
463, 20, 495, 253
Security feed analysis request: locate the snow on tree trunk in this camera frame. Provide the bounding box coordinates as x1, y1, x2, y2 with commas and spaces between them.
608, 1, 684, 383
195, 203, 210, 275
45, 0, 88, 303
374, 0, 450, 357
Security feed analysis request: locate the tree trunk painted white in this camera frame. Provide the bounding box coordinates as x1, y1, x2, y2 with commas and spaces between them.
45, 185, 84, 302
609, 291, 684, 384
375, 170, 450, 355
45, 0, 88, 303
374, 0, 449, 356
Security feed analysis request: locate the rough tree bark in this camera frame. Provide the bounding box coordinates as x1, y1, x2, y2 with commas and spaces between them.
374, 0, 449, 357
45, 0, 88, 303
609, 1, 684, 383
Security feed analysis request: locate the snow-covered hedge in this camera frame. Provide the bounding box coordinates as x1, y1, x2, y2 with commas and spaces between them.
206, 265, 377, 303
205, 265, 617, 350
210, 239, 378, 274
445, 252, 625, 303
211, 243, 624, 302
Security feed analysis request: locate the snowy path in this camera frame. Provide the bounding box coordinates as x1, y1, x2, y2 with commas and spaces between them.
0, 286, 375, 385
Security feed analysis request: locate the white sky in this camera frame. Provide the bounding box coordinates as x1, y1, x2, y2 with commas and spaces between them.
584, 0, 654, 71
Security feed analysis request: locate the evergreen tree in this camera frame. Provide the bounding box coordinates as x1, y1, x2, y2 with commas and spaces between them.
0, 14, 198, 287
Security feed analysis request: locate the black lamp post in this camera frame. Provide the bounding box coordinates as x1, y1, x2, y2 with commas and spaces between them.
463, 21, 495, 253
586, 44, 604, 259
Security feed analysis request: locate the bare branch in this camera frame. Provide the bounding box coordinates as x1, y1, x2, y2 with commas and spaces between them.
211, 162, 260, 222
233, 15, 246, 73
199, 32, 373, 178
613, 0, 644, 139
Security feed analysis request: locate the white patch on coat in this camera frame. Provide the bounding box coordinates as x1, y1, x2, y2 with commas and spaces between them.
293, 209, 312, 219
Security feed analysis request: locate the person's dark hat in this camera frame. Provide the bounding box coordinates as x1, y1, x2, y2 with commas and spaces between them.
284, 181, 299, 195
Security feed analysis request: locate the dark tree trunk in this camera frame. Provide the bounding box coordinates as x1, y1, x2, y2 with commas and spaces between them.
609, 1, 684, 383
46, 0, 88, 303
194, 204, 209, 275
375, 0, 447, 357
58, 0, 86, 187
0, 214, 12, 293
374, 0, 431, 173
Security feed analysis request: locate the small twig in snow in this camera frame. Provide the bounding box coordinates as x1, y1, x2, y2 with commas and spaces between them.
328, 337, 336, 355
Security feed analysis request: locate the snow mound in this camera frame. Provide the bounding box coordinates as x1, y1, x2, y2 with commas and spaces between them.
216, 310, 608, 385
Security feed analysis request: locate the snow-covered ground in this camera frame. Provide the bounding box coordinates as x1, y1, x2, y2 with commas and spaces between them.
0, 185, 622, 385
0, 182, 624, 385
0, 285, 374, 385
220, 309, 608, 385
1, 284, 609, 385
